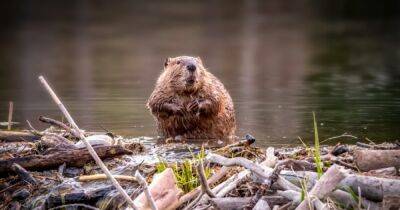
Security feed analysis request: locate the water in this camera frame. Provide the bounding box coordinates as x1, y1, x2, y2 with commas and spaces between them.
0, 1, 399, 147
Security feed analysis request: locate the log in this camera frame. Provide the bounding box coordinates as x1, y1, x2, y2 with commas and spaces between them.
354, 149, 400, 171
341, 174, 400, 202
0, 145, 132, 173
0, 131, 40, 142
296, 165, 346, 210
11, 163, 37, 185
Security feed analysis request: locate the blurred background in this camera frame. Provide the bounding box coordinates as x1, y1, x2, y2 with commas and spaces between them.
0, 0, 399, 146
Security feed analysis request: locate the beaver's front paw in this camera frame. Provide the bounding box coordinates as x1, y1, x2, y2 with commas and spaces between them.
187, 100, 199, 113
159, 103, 184, 117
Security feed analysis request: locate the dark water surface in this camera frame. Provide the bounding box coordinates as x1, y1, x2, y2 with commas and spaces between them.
0, 1, 400, 147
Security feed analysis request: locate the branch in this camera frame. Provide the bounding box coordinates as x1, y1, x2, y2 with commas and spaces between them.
135, 171, 158, 210
38, 76, 137, 210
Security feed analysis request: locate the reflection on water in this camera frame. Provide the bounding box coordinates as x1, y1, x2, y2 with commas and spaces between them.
0, 1, 399, 147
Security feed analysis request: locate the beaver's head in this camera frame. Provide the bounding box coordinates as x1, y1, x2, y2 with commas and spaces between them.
162, 56, 206, 93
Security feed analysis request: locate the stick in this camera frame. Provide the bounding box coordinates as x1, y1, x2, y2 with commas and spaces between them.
8, 101, 13, 130
135, 171, 158, 210
38, 76, 137, 210
296, 165, 346, 210
38, 116, 76, 136
197, 160, 215, 198
79, 174, 137, 182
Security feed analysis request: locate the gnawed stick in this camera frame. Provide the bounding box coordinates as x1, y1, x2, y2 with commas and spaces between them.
197, 160, 215, 198
135, 171, 158, 210
38, 76, 137, 210
8, 101, 13, 130
206, 153, 272, 180
296, 165, 346, 210
354, 149, 400, 171
79, 174, 137, 182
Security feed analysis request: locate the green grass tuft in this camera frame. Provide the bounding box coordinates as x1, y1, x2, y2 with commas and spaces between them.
313, 112, 324, 178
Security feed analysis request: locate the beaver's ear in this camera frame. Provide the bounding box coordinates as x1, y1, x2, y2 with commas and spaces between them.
164, 58, 171, 68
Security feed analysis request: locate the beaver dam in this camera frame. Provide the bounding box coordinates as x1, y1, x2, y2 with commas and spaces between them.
1, 77, 400, 210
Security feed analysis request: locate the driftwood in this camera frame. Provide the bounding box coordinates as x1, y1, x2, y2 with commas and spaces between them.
11, 163, 37, 185
0, 131, 40, 142
354, 149, 400, 171
0, 145, 132, 173
296, 165, 346, 210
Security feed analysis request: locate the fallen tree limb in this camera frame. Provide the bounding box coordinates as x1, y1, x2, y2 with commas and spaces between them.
78, 174, 137, 182
0, 145, 132, 173
354, 149, 400, 171
0, 131, 40, 142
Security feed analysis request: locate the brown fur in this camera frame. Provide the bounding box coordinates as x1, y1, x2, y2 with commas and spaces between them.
147, 56, 236, 141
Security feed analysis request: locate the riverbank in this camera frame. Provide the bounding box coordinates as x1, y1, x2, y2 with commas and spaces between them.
1, 117, 399, 210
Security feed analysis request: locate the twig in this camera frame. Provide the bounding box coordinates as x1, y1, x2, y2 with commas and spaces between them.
38, 115, 76, 136
321, 133, 358, 143
79, 174, 137, 182
8, 101, 13, 130
38, 75, 137, 210
49, 204, 99, 210
183, 192, 204, 210
206, 153, 271, 179
197, 160, 215, 198
135, 171, 158, 210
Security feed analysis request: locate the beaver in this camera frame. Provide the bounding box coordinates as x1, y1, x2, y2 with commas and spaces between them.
147, 56, 236, 142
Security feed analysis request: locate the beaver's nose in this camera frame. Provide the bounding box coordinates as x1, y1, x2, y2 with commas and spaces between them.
187, 64, 196, 72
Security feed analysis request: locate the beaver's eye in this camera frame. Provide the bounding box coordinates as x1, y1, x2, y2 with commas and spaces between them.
176, 61, 181, 65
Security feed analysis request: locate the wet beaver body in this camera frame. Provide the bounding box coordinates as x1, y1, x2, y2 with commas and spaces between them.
147, 56, 236, 141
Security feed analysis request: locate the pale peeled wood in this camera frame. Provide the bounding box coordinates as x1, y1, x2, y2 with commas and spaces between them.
78, 174, 137, 182
296, 165, 346, 210
133, 168, 182, 210
354, 149, 400, 171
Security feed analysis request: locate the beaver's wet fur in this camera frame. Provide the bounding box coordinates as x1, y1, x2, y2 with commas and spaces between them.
147, 56, 236, 142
